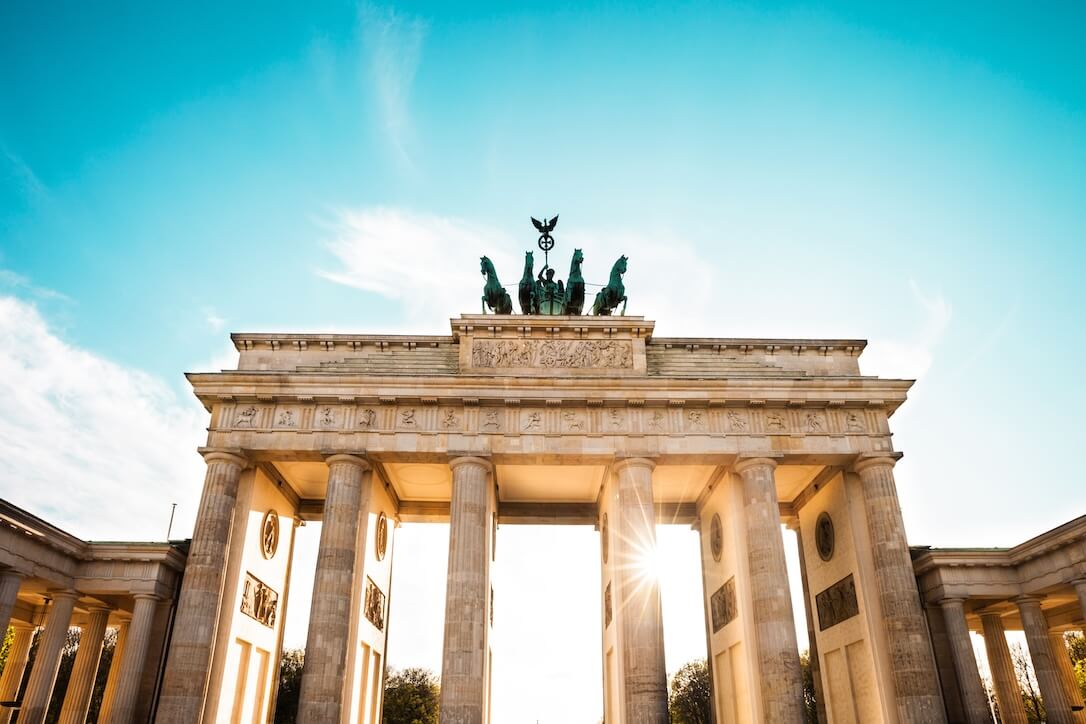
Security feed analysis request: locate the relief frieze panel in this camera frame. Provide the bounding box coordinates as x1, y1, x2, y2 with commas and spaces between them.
471, 339, 633, 369
711, 577, 737, 632
240, 572, 279, 628
816, 573, 859, 631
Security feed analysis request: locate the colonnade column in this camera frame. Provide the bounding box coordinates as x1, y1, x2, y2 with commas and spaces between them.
297, 454, 370, 723
157, 448, 248, 722
979, 612, 1028, 724
0, 622, 35, 724
852, 455, 946, 723
1049, 632, 1086, 723
20, 589, 79, 724
0, 570, 25, 634
1015, 596, 1073, 724
734, 457, 804, 722
440, 456, 496, 724
937, 599, 992, 724
98, 620, 128, 722
105, 594, 159, 724
787, 519, 827, 724
612, 458, 668, 723
57, 605, 111, 724
1074, 579, 1086, 632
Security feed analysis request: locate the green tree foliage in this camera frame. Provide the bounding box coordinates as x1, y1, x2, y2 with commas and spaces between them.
799, 650, 819, 724
1010, 641, 1045, 723
273, 648, 305, 724
383, 667, 440, 724
0, 626, 13, 675
1066, 632, 1086, 702
668, 659, 710, 724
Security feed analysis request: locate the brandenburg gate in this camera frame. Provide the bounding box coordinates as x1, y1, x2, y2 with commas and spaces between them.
151, 305, 948, 723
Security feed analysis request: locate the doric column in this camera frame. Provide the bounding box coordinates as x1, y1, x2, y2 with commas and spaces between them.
297, 454, 371, 723
787, 520, 827, 724
1074, 579, 1086, 632
157, 448, 247, 722
0, 622, 35, 724
21, 589, 79, 724
1015, 596, 1073, 724
106, 594, 159, 724
440, 456, 496, 724
98, 621, 129, 722
734, 457, 804, 722
979, 612, 1028, 724
58, 606, 111, 724
937, 599, 992, 723
853, 455, 945, 722
1049, 632, 1086, 723
613, 457, 668, 723
0, 569, 25, 634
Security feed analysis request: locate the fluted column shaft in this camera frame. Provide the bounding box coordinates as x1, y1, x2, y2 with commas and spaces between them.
734, 458, 803, 722
106, 594, 159, 724
0, 623, 35, 724
0, 570, 24, 635
58, 606, 111, 724
1049, 632, 1086, 723
21, 590, 79, 724
938, 599, 992, 723
853, 457, 945, 722
1016, 597, 1073, 724
789, 522, 827, 724
440, 456, 494, 724
157, 449, 246, 722
979, 613, 1028, 724
297, 454, 370, 723
98, 621, 128, 722
612, 458, 668, 723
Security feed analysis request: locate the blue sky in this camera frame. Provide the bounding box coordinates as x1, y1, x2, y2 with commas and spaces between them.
2, 2, 1085, 721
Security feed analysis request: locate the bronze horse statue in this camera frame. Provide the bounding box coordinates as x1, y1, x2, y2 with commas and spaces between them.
591, 255, 628, 316
480, 256, 513, 314
563, 248, 585, 315
518, 250, 538, 314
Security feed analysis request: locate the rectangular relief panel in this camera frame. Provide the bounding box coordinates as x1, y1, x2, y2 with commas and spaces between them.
815, 573, 859, 631
711, 577, 738, 633
364, 577, 386, 631
240, 572, 279, 628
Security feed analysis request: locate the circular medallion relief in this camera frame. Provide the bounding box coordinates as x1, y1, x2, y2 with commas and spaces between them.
601, 513, 609, 564
710, 514, 723, 562
815, 512, 835, 562
260, 510, 279, 559
375, 512, 388, 561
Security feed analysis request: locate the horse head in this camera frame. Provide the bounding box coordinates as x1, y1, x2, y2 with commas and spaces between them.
572, 248, 584, 267
614, 255, 628, 276
480, 256, 492, 277
523, 250, 534, 268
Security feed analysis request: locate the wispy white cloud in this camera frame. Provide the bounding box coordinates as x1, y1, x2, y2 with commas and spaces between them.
359, 3, 427, 171
0, 269, 71, 303
202, 306, 226, 332
862, 280, 952, 379
0, 296, 207, 541
0, 142, 49, 207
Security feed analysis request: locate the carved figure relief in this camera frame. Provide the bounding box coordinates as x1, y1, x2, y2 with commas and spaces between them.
815, 512, 835, 562
240, 572, 278, 628
358, 408, 377, 429
471, 339, 633, 369
608, 409, 625, 429
710, 514, 723, 562
563, 411, 584, 432
648, 410, 665, 431
523, 411, 542, 432
375, 512, 388, 561
235, 406, 258, 427
766, 412, 786, 431
482, 410, 501, 431
845, 412, 865, 432
805, 412, 825, 433
687, 410, 706, 432
364, 577, 386, 631
711, 578, 737, 632
319, 407, 336, 427
260, 510, 279, 559
816, 574, 859, 631
441, 409, 460, 429
604, 581, 613, 628
276, 410, 296, 427
399, 409, 417, 428
727, 411, 748, 432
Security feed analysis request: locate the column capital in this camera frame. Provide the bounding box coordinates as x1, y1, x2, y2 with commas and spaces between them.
131, 593, 162, 603
938, 597, 968, 608
733, 456, 778, 474
448, 455, 493, 473
612, 456, 656, 474
323, 452, 371, 471
198, 447, 248, 467
1013, 594, 1045, 606
86, 604, 113, 615
46, 588, 80, 602
977, 608, 1007, 620
851, 452, 904, 474
0, 568, 27, 581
